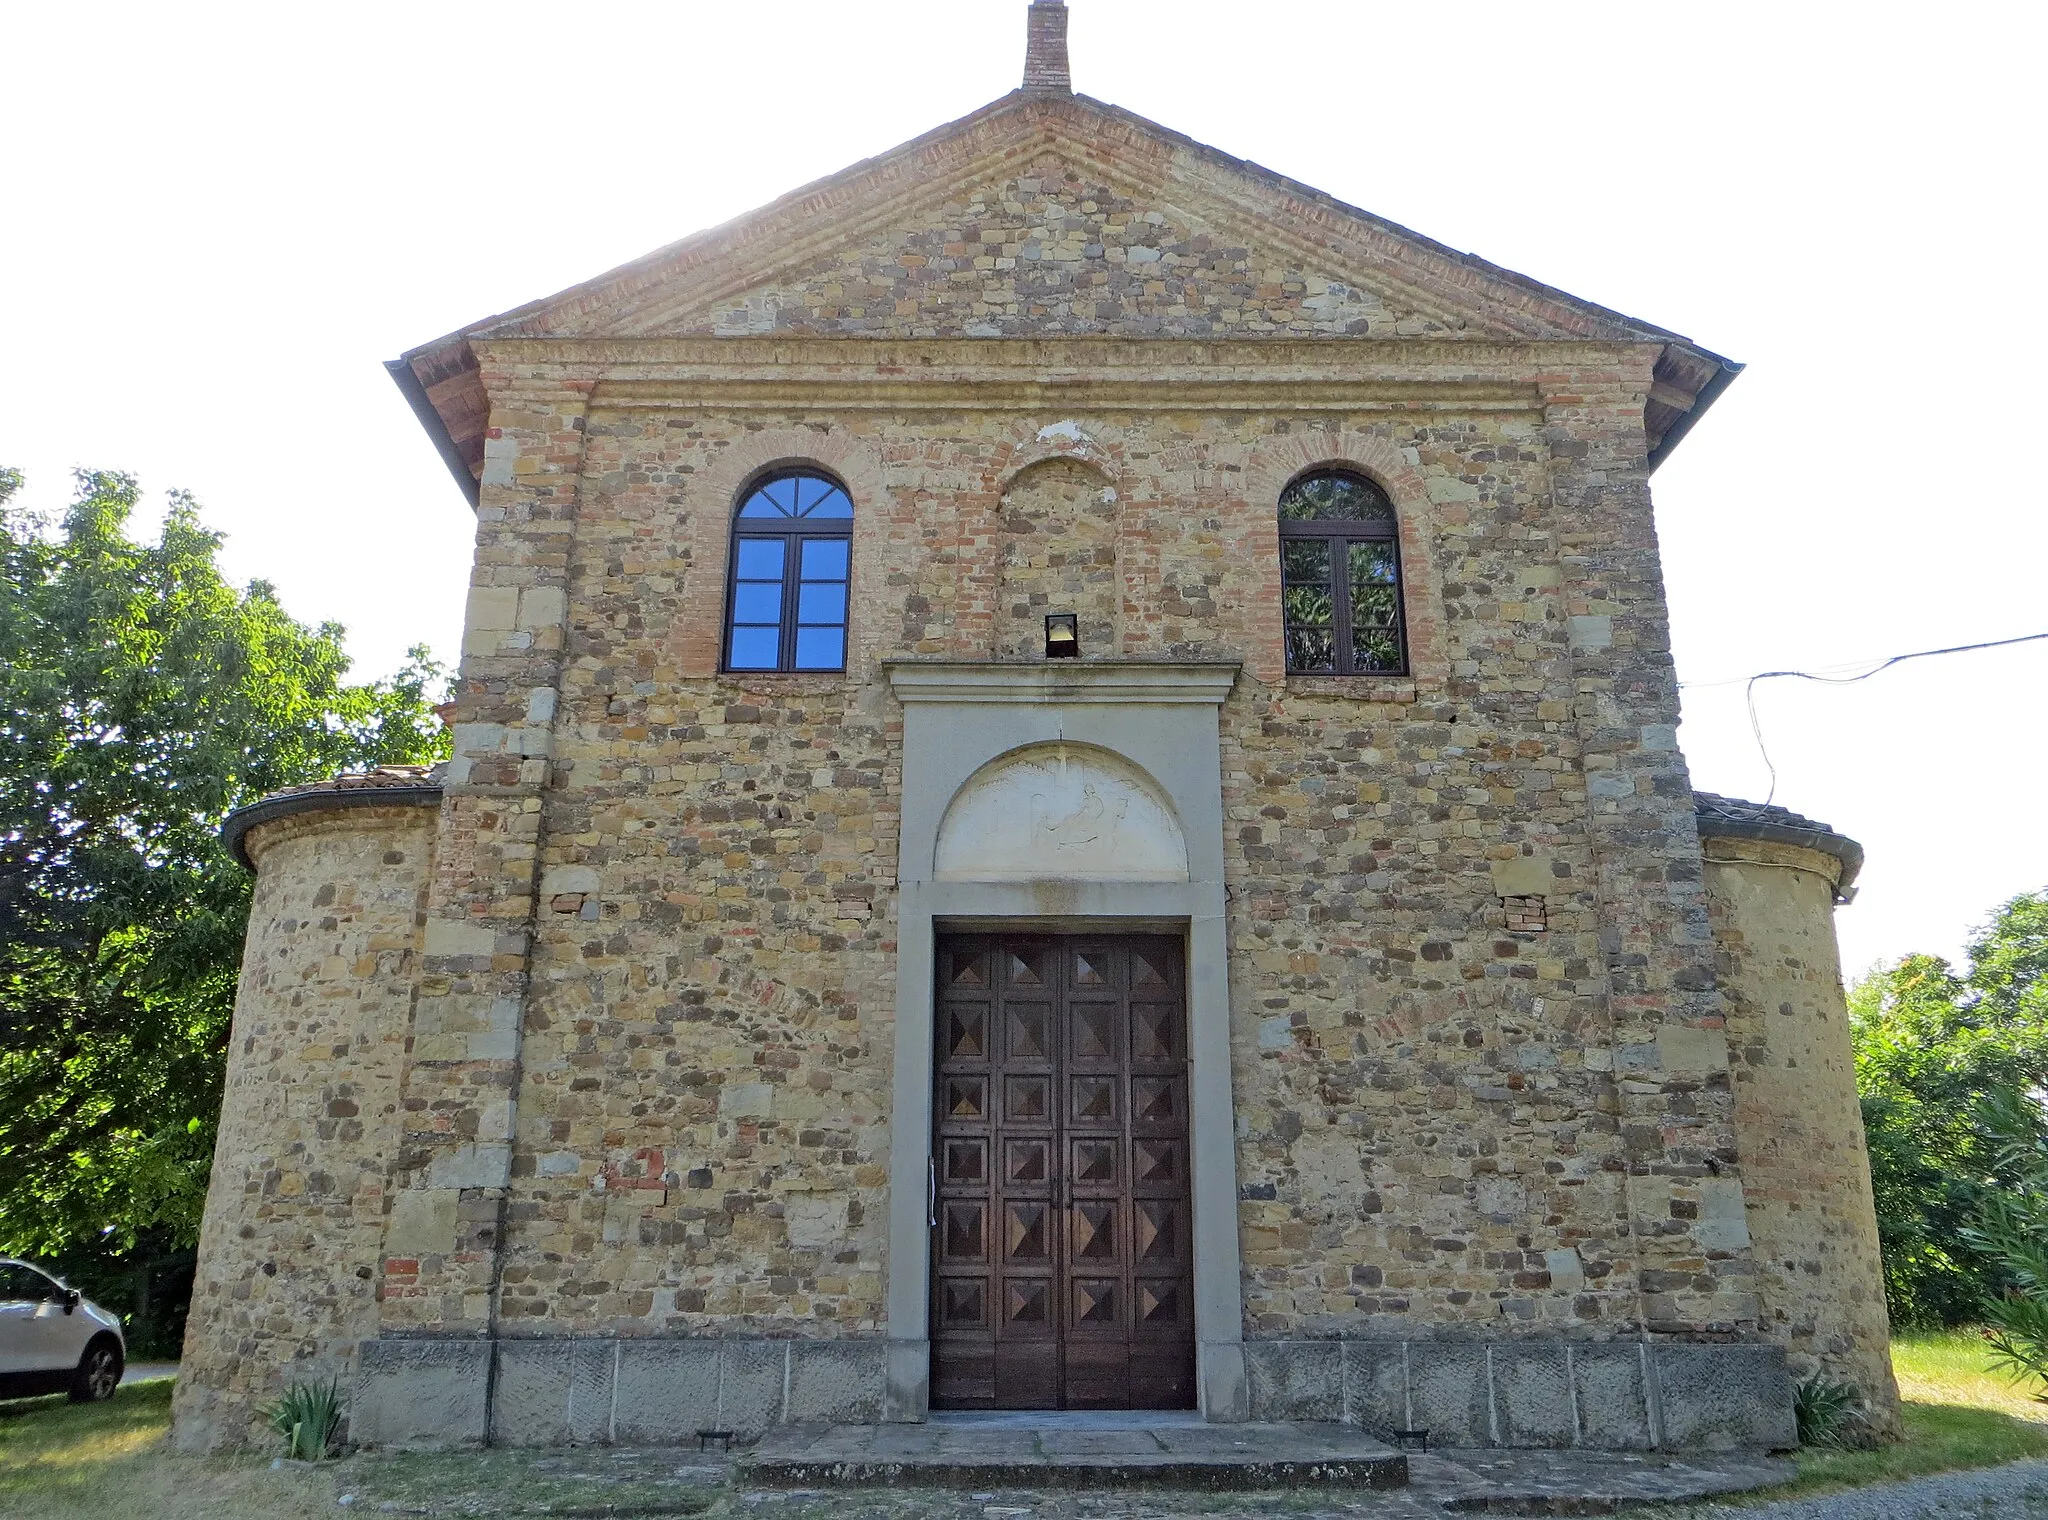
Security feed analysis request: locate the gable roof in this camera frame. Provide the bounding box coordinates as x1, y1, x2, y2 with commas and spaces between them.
391, 86, 1738, 506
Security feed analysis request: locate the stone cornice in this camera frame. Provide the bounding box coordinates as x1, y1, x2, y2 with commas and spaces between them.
467, 337, 1669, 416
886, 659, 1239, 706
222, 777, 444, 871
470, 334, 1662, 375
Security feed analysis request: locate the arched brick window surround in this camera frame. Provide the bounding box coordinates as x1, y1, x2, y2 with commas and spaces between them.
722, 468, 855, 673
1236, 431, 1448, 695
680, 428, 887, 680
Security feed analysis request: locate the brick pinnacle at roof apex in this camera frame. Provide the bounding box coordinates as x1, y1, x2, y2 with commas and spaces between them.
1023, 0, 1071, 96
387, 9, 1741, 509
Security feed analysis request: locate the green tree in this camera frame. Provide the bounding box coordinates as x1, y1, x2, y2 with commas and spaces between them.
0, 468, 448, 1335
1960, 1088, 2048, 1399
1852, 890, 2048, 1326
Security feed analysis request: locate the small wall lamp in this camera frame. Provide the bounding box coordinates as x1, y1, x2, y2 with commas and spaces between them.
1044, 612, 1079, 658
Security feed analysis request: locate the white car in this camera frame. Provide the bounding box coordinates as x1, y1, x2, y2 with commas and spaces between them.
0, 1258, 125, 1402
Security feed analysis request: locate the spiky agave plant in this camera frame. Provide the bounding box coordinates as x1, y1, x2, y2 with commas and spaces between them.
262, 1377, 346, 1461
1792, 1373, 1861, 1447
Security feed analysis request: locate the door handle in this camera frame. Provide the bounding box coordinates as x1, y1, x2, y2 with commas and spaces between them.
928, 1156, 938, 1229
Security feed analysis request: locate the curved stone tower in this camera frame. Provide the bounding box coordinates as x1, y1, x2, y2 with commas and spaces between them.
171, 768, 441, 1453
1696, 794, 1901, 1436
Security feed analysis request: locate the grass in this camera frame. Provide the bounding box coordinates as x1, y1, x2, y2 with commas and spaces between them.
1696, 1329, 2048, 1507
0, 1377, 336, 1520
3, 1336, 2047, 1518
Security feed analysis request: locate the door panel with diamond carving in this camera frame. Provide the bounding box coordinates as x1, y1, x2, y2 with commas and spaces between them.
932, 935, 1195, 1409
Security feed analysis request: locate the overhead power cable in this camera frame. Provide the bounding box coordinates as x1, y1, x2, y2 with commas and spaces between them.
1679, 632, 2048, 806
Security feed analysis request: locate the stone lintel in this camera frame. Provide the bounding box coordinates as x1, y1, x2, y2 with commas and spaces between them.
886, 659, 1239, 707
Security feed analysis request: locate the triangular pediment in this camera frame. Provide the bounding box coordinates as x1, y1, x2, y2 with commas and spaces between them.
451, 95, 1678, 348
399, 92, 1736, 505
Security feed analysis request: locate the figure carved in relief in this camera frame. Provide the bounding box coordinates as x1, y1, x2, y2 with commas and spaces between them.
1030, 782, 1129, 853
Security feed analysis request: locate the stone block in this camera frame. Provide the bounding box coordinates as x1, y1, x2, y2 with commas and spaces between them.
884, 1338, 929, 1424
352, 1340, 490, 1447
1654, 1344, 1796, 1451
1245, 1340, 1342, 1421
719, 1083, 774, 1119
717, 1339, 787, 1435
463, 584, 518, 633
1695, 1177, 1754, 1252
1404, 1340, 1492, 1447
1492, 1342, 1576, 1447
1568, 614, 1613, 650
491, 1341, 574, 1446
786, 1340, 886, 1423
384, 1189, 458, 1256
518, 585, 567, 631
1572, 1342, 1653, 1450
1341, 1341, 1407, 1436
1657, 1025, 1729, 1073
425, 1142, 510, 1190
1489, 854, 1555, 899
613, 1340, 721, 1445
423, 917, 497, 959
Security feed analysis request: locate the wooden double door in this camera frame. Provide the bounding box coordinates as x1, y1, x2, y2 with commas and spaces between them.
929, 934, 1196, 1410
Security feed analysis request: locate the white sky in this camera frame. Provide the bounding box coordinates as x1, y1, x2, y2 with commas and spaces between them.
3, 1, 2042, 978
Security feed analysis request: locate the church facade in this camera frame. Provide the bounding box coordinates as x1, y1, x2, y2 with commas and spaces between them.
173, 2, 1896, 1453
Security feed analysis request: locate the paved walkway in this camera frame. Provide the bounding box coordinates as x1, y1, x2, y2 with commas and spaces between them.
121, 1360, 178, 1385
1674, 1456, 2048, 1519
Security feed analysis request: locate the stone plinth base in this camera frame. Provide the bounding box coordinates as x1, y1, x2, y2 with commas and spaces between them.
1244, 1339, 1795, 1451
352, 1337, 887, 1449
350, 1336, 1793, 1453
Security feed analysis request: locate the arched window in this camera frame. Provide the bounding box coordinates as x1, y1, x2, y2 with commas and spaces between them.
725, 469, 853, 671
1277, 469, 1406, 675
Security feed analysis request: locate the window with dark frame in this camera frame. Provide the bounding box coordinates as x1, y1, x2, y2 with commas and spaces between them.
725, 470, 853, 672
1277, 469, 1407, 676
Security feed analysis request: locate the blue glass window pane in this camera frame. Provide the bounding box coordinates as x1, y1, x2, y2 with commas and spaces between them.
797, 581, 846, 623
733, 581, 783, 623
800, 485, 853, 519
794, 626, 846, 669
738, 478, 796, 517
800, 538, 849, 577
728, 625, 780, 669
734, 538, 784, 577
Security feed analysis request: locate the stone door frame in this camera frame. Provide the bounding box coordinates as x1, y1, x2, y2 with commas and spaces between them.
882, 661, 1246, 1423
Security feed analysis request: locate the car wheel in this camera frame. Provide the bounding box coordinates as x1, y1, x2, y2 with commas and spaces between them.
69, 1336, 123, 1402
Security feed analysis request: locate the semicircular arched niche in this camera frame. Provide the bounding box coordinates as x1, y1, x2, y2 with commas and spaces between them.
933, 742, 1188, 883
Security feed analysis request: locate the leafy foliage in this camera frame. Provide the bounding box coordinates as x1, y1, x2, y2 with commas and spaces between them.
1959, 1088, 2048, 1399
0, 468, 448, 1284
1851, 891, 2048, 1326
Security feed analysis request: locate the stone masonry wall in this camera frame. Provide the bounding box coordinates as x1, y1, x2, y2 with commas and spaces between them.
398, 361, 1760, 1350
1705, 837, 1901, 1433
173, 805, 432, 1451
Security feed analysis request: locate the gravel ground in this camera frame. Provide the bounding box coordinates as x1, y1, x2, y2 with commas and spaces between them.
1675, 1457, 2048, 1519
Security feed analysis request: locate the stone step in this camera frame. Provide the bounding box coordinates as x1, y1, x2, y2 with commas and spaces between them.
741, 1416, 1408, 1490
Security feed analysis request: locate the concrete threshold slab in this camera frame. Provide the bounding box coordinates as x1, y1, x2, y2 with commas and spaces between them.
742, 1419, 1408, 1490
